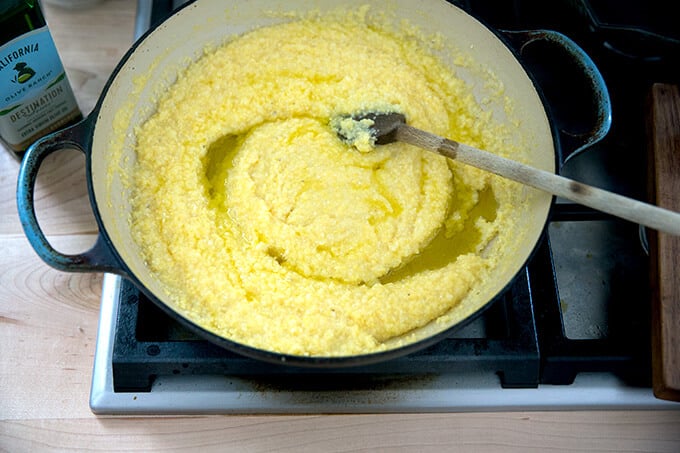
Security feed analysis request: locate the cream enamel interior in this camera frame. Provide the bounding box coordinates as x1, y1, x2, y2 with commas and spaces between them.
90, 0, 554, 356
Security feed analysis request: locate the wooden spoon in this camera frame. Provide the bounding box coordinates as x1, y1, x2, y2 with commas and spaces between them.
335, 112, 680, 236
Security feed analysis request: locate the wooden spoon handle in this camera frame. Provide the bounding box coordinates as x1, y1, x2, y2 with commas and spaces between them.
396, 124, 680, 236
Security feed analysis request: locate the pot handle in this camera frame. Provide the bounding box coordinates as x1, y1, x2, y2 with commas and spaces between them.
16, 117, 125, 275
501, 29, 612, 166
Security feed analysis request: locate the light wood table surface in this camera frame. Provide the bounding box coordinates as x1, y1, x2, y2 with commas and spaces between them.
1, 1, 679, 451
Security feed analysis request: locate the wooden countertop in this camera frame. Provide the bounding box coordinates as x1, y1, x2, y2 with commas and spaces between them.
1, 1, 679, 451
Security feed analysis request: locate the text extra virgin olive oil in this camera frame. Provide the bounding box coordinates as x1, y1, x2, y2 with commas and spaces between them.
0, 0, 82, 160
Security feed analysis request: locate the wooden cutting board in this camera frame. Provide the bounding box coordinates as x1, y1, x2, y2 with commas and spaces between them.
647, 83, 680, 402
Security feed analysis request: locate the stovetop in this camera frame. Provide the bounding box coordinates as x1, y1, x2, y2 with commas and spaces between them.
90, 0, 680, 413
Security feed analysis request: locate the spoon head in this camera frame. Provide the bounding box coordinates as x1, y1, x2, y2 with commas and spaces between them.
333, 112, 406, 149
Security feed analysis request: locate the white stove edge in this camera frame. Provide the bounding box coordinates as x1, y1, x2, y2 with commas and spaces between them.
89, 274, 677, 414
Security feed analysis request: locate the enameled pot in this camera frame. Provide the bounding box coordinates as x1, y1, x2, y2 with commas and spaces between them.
17, 0, 610, 367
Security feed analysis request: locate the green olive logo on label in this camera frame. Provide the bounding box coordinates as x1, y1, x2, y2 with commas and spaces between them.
13, 62, 35, 84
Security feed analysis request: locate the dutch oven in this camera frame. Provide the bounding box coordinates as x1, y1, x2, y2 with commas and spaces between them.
17, 0, 610, 367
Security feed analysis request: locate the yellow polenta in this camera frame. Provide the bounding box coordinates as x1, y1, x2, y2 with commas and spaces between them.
130, 11, 518, 356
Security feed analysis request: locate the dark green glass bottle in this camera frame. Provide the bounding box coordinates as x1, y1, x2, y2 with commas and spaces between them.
0, 0, 82, 160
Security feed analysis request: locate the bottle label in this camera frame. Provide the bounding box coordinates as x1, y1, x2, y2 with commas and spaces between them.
0, 26, 80, 150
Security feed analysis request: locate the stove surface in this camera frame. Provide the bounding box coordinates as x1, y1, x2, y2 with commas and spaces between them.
90, 0, 680, 413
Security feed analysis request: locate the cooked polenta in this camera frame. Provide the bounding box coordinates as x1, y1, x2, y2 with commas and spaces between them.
130, 9, 519, 356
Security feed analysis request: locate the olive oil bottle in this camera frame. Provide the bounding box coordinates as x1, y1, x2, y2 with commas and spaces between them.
0, 0, 82, 160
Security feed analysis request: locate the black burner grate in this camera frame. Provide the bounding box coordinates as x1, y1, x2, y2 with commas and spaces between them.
111, 0, 667, 394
